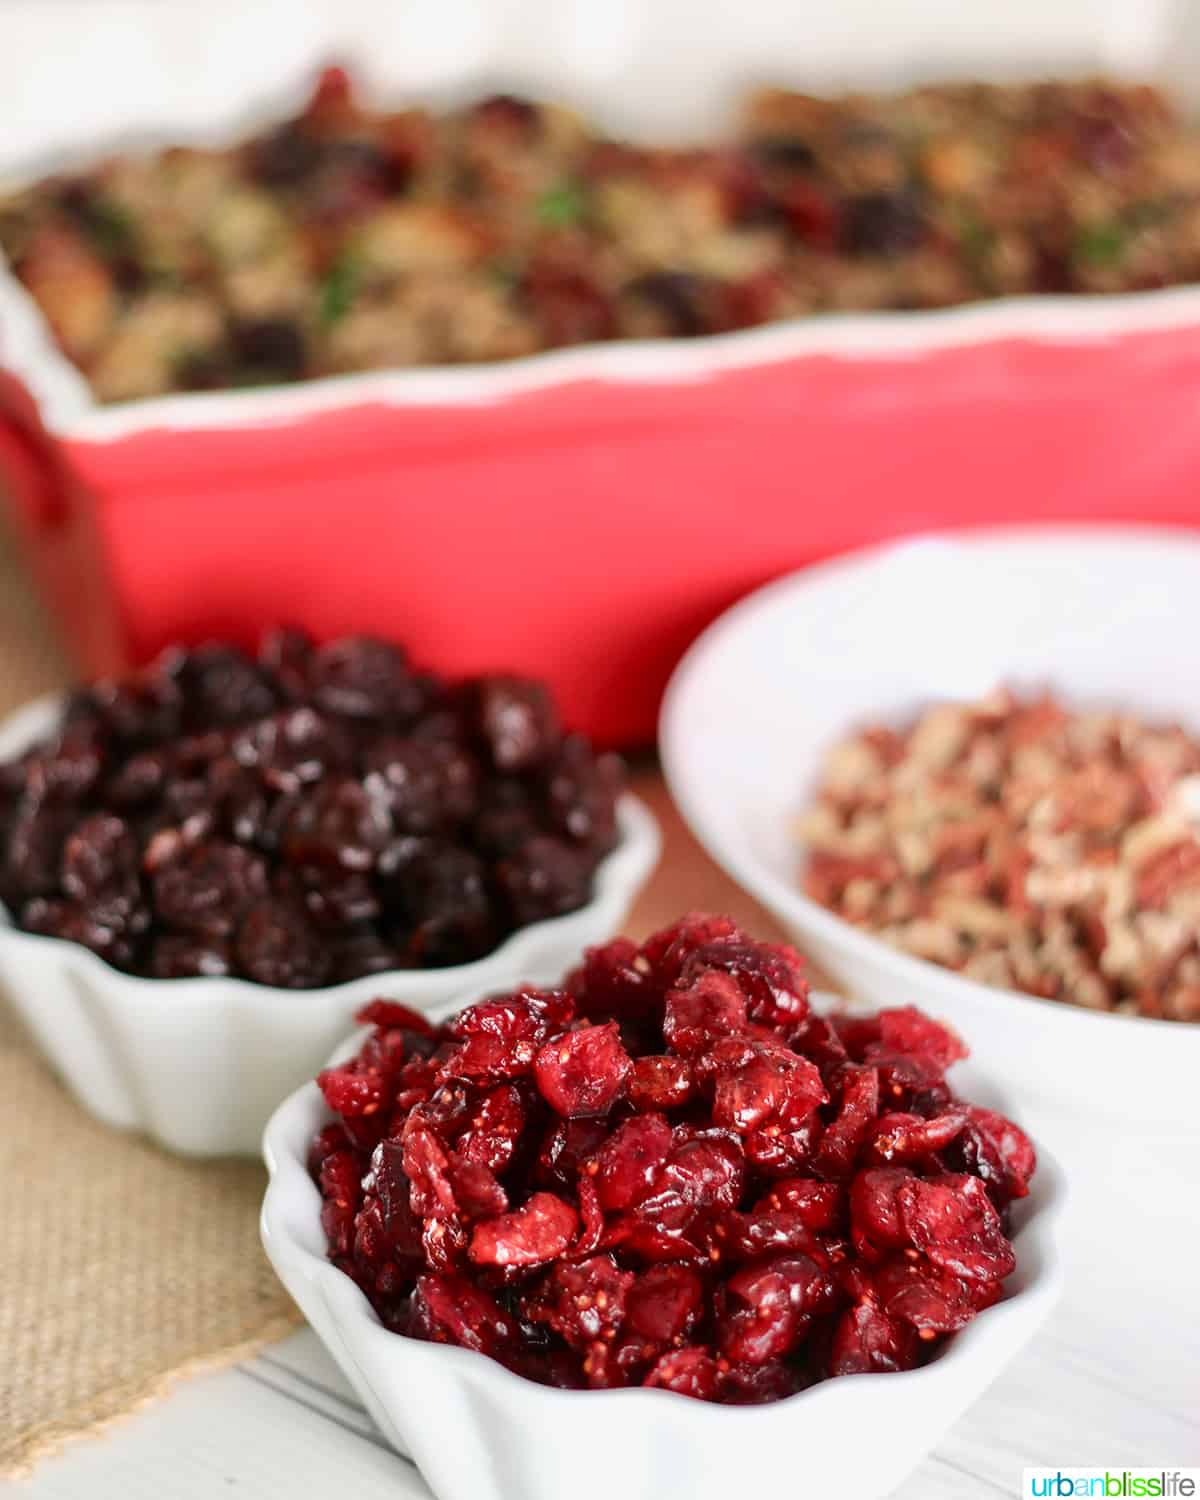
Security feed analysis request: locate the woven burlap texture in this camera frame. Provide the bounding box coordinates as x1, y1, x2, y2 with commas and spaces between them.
0, 520, 300, 1477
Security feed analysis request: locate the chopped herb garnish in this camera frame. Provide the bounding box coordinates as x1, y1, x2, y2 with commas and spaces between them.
1074, 222, 1126, 267
318, 255, 360, 326
957, 210, 995, 271
486, 257, 522, 291
536, 183, 585, 228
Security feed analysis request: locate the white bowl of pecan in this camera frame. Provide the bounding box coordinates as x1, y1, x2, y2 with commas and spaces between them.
661, 529, 1200, 1129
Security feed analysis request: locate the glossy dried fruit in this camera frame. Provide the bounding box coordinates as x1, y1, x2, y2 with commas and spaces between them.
812, 1066, 880, 1179
663, 971, 747, 1056
707, 1036, 826, 1133
531, 1255, 633, 1349
469, 1192, 579, 1268
866, 1108, 968, 1164
312, 915, 1033, 1403
830, 1300, 919, 1375
591, 1114, 674, 1211
152, 841, 268, 937
680, 939, 810, 1026
717, 1255, 832, 1365
628, 1053, 695, 1111
410, 1273, 516, 1357
471, 676, 560, 772
534, 1022, 632, 1118
2, 632, 621, 985
874, 1255, 1002, 1333
643, 1346, 721, 1400
952, 1106, 1037, 1206
625, 1264, 705, 1346
897, 1173, 1016, 1282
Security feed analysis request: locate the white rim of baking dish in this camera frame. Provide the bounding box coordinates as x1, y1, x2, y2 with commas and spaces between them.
261, 1002, 1066, 1420
0, 691, 661, 1014
659, 523, 1200, 1040
4, 219, 1200, 445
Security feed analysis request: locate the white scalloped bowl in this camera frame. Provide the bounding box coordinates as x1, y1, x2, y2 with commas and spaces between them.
261, 1006, 1065, 1500
0, 693, 659, 1157
659, 528, 1200, 1131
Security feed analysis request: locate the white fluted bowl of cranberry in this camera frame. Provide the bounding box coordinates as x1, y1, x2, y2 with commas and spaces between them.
0, 632, 658, 1155
262, 916, 1064, 1500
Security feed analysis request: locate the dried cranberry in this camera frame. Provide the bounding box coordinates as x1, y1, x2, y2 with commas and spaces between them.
897, 1173, 1016, 1283
812, 1065, 880, 1179
627, 271, 711, 337
716, 1255, 832, 1364
706, 1036, 826, 1134
410, 1273, 516, 1357
538, 1117, 611, 1193
830, 1300, 918, 1375
872, 1007, 968, 1072
447, 1157, 509, 1219
645, 1131, 745, 1226
664, 971, 748, 1056
469, 1193, 579, 1268
867, 1108, 968, 1164
849, 1167, 914, 1258
533, 1022, 631, 1119
590, 1113, 674, 1211
309, 914, 1033, 1402
874, 1255, 1001, 1333
641, 913, 742, 987
951, 1106, 1037, 1205
629, 1054, 695, 1111
528, 266, 617, 348
530, 1255, 633, 1350
681, 939, 810, 1026
643, 1346, 721, 1399
625, 1264, 705, 1346
249, 121, 323, 187
758, 1178, 844, 1232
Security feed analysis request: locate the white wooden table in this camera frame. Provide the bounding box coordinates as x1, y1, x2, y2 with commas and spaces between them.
9, 1107, 1197, 1500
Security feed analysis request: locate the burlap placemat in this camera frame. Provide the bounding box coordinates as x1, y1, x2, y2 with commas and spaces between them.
0, 521, 301, 1478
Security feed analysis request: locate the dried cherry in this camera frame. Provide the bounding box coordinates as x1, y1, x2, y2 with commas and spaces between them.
1, 631, 621, 984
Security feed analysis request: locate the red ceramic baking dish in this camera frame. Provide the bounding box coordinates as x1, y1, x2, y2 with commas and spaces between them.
4, 0, 1200, 747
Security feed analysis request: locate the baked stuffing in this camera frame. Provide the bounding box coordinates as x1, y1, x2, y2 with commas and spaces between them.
3, 69, 1199, 402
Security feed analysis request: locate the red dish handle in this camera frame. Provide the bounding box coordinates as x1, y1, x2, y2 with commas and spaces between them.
0, 367, 73, 530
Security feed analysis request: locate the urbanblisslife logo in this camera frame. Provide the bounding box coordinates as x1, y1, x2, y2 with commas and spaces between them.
1024, 1471, 1199, 1498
